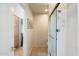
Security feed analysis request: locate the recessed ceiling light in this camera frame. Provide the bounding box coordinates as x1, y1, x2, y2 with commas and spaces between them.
45, 9, 48, 12
10, 7, 15, 12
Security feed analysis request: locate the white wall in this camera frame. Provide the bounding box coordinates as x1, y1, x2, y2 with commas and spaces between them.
0, 4, 11, 56
65, 3, 77, 56
77, 4, 79, 56
32, 13, 48, 48
0, 4, 18, 56
20, 4, 34, 55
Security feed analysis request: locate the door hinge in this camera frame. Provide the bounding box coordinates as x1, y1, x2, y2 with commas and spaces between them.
11, 47, 16, 51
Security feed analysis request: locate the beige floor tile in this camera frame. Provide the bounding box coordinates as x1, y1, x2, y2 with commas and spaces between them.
30, 47, 48, 56
14, 47, 23, 56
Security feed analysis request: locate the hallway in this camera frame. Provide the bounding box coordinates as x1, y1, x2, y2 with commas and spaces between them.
28, 3, 48, 56
0, 3, 79, 56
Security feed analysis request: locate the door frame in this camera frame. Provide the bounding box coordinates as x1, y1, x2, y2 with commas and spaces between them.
49, 3, 60, 56
9, 4, 26, 56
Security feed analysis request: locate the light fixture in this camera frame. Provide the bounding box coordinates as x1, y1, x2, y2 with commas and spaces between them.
45, 9, 48, 12
10, 7, 15, 12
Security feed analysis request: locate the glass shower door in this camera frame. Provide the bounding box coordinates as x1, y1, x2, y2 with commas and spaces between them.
48, 10, 57, 56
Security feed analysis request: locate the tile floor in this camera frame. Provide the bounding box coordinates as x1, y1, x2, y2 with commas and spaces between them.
14, 47, 48, 56
30, 47, 48, 56
14, 47, 23, 56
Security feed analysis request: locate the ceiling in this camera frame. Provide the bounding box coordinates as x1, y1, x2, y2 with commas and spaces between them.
28, 3, 49, 14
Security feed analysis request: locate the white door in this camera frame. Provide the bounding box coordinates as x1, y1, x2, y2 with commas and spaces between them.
0, 4, 14, 56
48, 10, 57, 56
8, 4, 25, 56
56, 4, 67, 56
0, 4, 26, 56
57, 9, 64, 56
8, 5, 17, 56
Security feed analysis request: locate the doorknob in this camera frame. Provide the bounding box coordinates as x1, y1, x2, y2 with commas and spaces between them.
56, 29, 60, 32
58, 10, 61, 13
11, 47, 16, 51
